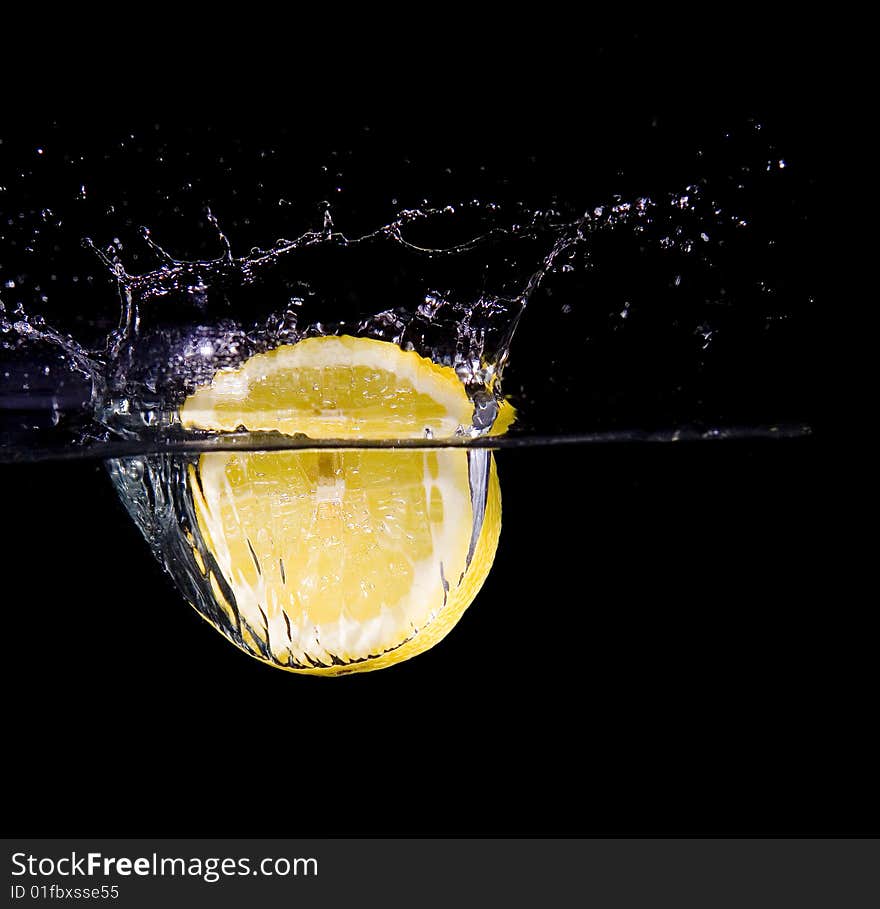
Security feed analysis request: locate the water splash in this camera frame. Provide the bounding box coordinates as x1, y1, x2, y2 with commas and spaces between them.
1, 199, 605, 444
0, 122, 814, 460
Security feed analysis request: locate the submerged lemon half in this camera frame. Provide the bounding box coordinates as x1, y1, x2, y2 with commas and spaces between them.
179, 336, 511, 675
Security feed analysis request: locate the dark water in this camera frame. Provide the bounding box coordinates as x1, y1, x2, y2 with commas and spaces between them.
3, 438, 848, 834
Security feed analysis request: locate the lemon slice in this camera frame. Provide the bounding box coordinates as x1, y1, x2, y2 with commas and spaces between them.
181, 335, 512, 439
179, 335, 510, 674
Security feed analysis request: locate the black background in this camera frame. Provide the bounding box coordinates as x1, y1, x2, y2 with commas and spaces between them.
2, 24, 858, 837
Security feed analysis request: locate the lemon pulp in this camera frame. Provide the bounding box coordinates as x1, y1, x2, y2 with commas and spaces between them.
179, 336, 509, 674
